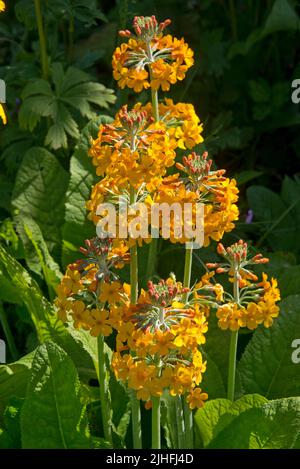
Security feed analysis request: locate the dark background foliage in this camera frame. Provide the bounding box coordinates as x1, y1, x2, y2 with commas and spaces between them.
0, 0, 300, 363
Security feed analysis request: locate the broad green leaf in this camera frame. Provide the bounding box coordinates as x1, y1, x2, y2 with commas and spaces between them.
209, 397, 300, 449
263, 0, 300, 35
277, 265, 300, 298
21, 341, 91, 448
235, 170, 263, 186
62, 116, 112, 266
238, 295, 300, 398
0, 245, 54, 340
19, 64, 115, 149
0, 397, 24, 448
0, 352, 33, 420
12, 147, 69, 249
14, 215, 62, 298
247, 185, 297, 251
194, 394, 267, 448
203, 312, 231, 390
200, 351, 226, 399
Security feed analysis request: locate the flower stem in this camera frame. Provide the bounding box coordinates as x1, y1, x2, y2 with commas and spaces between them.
97, 334, 113, 444
182, 247, 194, 447
0, 302, 18, 361
145, 41, 159, 280
34, 0, 49, 79
175, 395, 185, 448
183, 397, 193, 449
129, 186, 142, 449
151, 396, 161, 449
229, 0, 238, 41
227, 270, 240, 401
227, 330, 238, 401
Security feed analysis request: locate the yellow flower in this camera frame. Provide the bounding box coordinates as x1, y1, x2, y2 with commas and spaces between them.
0, 1, 5, 12
99, 281, 122, 304
216, 302, 243, 331
186, 388, 208, 410
0, 104, 7, 125
88, 308, 112, 337
71, 300, 90, 330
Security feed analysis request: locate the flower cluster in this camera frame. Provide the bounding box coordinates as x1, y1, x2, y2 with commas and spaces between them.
112, 275, 210, 408
206, 240, 281, 331
55, 237, 130, 336
112, 16, 194, 92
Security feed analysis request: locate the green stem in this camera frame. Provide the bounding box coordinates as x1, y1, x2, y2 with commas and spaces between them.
129, 186, 142, 449
229, 0, 238, 41
34, 0, 49, 79
227, 270, 239, 401
68, 14, 74, 63
175, 395, 185, 449
183, 247, 193, 300
0, 302, 18, 361
183, 397, 193, 449
182, 246, 194, 447
145, 41, 159, 280
151, 396, 161, 449
97, 334, 113, 444
130, 390, 142, 449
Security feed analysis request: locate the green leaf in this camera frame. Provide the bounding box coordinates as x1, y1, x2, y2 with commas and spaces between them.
203, 312, 231, 391
200, 351, 226, 399
20, 341, 91, 448
263, 0, 300, 35
19, 65, 115, 149
209, 397, 300, 448
0, 352, 33, 420
238, 295, 300, 398
12, 147, 69, 249
0, 245, 55, 341
247, 185, 297, 251
235, 170, 263, 186
15, 215, 62, 298
194, 394, 267, 448
62, 116, 112, 266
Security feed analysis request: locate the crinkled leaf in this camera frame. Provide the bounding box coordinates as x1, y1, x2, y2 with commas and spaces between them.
238, 295, 300, 398
21, 341, 91, 448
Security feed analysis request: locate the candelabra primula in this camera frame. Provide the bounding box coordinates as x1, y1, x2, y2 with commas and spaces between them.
112, 275, 213, 408
54, 14, 280, 450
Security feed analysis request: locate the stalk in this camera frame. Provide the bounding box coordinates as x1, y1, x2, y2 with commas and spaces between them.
227, 270, 239, 401
145, 41, 159, 280
0, 302, 18, 361
97, 334, 113, 444
229, 0, 238, 41
34, 0, 49, 79
151, 396, 161, 449
175, 395, 185, 448
182, 246, 194, 447
129, 186, 142, 449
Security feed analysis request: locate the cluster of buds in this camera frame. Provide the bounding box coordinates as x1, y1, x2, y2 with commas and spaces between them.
71, 237, 129, 282
147, 278, 189, 308
207, 240, 269, 280
131, 276, 193, 332
176, 151, 227, 199
119, 16, 171, 41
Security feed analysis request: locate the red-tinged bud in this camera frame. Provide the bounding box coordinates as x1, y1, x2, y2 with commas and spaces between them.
217, 243, 226, 255
176, 162, 185, 171
79, 247, 88, 255
119, 30, 131, 37
182, 287, 190, 293
206, 263, 218, 268
255, 257, 269, 264
161, 300, 166, 307
216, 267, 226, 274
